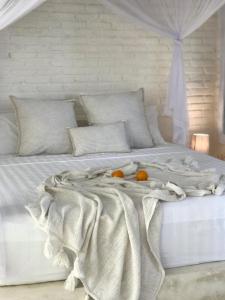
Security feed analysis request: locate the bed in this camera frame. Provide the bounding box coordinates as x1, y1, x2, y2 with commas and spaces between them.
1, 144, 225, 286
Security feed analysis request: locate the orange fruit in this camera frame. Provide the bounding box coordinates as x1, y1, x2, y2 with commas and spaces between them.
112, 170, 124, 178
135, 170, 149, 181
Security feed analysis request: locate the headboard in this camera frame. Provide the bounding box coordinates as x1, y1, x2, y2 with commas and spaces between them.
158, 116, 173, 143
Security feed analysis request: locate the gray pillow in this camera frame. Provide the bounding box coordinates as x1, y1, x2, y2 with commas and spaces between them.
11, 97, 77, 155
0, 112, 18, 155
145, 105, 166, 145
80, 89, 153, 149
69, 122, 130, 156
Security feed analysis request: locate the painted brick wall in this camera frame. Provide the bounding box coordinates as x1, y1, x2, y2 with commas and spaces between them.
0, 0, 218, 142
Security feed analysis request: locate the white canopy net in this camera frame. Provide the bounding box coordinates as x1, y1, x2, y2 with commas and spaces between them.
1, 0, 225, 144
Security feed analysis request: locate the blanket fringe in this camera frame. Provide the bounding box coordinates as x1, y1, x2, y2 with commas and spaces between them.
64, 270, 79, 292
44, 238, 70, 268
44, 238, 56, 259
53, 249, 70, 268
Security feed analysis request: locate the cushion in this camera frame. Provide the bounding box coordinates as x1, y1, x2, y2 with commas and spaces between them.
10, 97, 77, 155
0, 112, 18, 155
145, 105, 166, 145
80, 89, 153, 149
69, 122, 130, 156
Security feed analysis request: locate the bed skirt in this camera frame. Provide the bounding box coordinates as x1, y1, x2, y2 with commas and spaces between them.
1, 261, 225, 300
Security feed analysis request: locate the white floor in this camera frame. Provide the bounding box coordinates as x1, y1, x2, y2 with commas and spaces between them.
0, 281, 86, 300
2, 261, 225, 300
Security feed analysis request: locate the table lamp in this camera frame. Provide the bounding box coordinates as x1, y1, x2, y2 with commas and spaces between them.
191, 133, 209, 154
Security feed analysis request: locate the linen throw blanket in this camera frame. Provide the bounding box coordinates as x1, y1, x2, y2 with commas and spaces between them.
26, 157, 225, 300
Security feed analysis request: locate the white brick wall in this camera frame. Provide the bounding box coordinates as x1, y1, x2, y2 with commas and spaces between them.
0, 0, 218, 141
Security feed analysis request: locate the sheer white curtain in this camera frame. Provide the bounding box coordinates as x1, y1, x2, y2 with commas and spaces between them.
0, 0, 46, 30
103, 0, 225, 144
218, 5, 225, 144
0, 0, 46, 278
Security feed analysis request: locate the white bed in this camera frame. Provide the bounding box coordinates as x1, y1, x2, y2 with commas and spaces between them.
1, 144, 225, 285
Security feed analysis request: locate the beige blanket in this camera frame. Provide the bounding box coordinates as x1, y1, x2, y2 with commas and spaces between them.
26, 157, 225, 300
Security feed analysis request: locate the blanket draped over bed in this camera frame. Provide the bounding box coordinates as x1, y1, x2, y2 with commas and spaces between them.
26, 156, 225, 300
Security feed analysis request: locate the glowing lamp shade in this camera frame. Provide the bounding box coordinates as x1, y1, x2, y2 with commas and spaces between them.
191, 133, 209, 154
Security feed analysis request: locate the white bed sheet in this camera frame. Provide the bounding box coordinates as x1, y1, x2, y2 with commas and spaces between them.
1, 144, 225, 285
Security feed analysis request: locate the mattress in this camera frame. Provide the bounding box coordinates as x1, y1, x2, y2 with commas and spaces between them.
1, 144, 225, 285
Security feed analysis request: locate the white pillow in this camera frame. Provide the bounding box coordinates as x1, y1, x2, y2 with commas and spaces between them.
11, 97, 77, 156
80, 89, 153, 149
145, 105, 166, 145
0, 112, 18, 155
69, 122, 130, 156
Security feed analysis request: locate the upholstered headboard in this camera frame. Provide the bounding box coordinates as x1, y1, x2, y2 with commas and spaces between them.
158, 116, 173, 143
